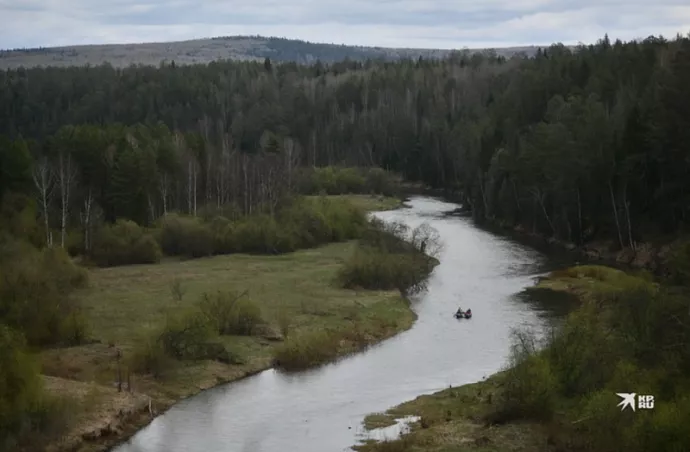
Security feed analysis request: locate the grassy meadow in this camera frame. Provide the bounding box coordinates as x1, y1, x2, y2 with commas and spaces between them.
37, 194, 425, 452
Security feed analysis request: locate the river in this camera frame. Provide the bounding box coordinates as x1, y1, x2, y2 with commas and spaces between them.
113, 196, 568, 452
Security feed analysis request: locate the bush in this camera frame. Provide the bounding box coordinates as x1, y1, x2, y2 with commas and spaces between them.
295, 166, 401, 196
232, 214, 283, 253
129, 337, 175, 378
157, 213, 214, 258
208, 216, 237, 255
90, 220, 161, 267
664, 239, 690, 285
546, 305, 623, 397
0, 326, 76, 451
197, 291, 264, 336
132, 307, 245, 379
0, 239, 89, 346
365, 167, 401, 196
273, 329, 343, 370
632, 395, 690, 452
494, 329, 559, 422
339, 222, 439, 294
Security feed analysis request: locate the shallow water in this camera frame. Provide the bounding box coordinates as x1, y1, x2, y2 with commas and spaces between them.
113, 196, 567, 452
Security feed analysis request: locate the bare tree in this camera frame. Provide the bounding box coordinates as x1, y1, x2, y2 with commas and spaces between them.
55, 150, 77, 248
32, 156, 54, 247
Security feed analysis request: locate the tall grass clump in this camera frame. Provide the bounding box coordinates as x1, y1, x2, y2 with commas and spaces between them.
273, 329, 345, 371
89, 219, 161, 267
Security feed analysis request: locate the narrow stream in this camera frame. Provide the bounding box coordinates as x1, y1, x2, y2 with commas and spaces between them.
113, 196, 567, 452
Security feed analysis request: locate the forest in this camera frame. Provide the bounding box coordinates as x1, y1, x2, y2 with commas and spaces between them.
1, 33, 689, 250
1, 31, 690, 451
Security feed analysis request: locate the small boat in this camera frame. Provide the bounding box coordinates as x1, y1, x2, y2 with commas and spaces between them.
454, 309, 472, 319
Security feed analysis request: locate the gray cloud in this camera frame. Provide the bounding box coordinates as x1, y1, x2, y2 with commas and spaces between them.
0, 0, 688, 49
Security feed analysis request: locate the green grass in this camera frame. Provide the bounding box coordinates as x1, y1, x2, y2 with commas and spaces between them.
39, 239, 415, 449
306, 194, 403, 213
356, 375, 547, 452
525, 264, 656, 302
36, 195, 410, 450
75, 242, 407, 348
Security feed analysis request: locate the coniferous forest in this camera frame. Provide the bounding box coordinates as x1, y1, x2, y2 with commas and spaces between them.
1, 32, 690, 452
1, 34, 689, 249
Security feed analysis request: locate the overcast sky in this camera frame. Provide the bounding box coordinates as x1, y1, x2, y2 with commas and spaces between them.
1, 0, 689, 50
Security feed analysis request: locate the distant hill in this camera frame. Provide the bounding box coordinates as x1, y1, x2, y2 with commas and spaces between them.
0, 35, 545, 70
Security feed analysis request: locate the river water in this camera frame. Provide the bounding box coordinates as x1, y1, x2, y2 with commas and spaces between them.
113, 196, 567, 452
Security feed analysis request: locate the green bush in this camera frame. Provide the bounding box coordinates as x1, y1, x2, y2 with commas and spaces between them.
546, 305, 623, 397
494, 329, 559, 422
232, 214, 282, 253
197, 291, 264, 336
0, 239, 89, 346
338, 222, 438, 294
0, 325, 63, 450
273, 329, 343, 370
132, 309, 241, 379
157, 213, 214, 258
632, 395, 690, 452
129, 337, 176, 378
90, 220, 161, 267
664, 239, 690, 285
295, 166, 401, 196
208, 216, 237, 255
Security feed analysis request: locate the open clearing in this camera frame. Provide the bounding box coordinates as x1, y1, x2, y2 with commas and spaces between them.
41, 195, 413, 451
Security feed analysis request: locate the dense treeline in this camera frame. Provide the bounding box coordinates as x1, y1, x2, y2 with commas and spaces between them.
2, 33, 690, 250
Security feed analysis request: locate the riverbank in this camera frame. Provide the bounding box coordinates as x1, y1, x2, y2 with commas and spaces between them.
355, 263, 679, 452
436, 189, 680, 275
356, 373, 547, 452
41, 194, 418, 452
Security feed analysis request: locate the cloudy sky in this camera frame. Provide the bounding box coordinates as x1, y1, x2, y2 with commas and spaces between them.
1, 0, 689, 50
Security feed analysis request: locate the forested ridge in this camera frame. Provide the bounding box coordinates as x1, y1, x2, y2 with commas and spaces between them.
1, 33, 689, 253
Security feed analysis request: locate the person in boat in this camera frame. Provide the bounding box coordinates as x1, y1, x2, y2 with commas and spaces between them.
465, 309, 472, 317
455, 307, 464, 317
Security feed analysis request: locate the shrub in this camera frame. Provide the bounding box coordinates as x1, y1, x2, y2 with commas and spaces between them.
273, 329, 343, 370
129, 337, 176, 378
232, 214, 283, 254
157, 213, 214, 258
631, 395, 690, 452
157, 310, 214, 360
365, 167, 401, 196
208, 216, 238, 255
339, 222, 438, 294
295, 166, 401, 196
664, 239, 690, 285
494, 329, 559, 422
0, 239, 89, 346
132, 309, 241, 378
540, 301, 627, 398
90, 220, 161, 267
197, 291, 264, 336
0, 325, 42, 448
